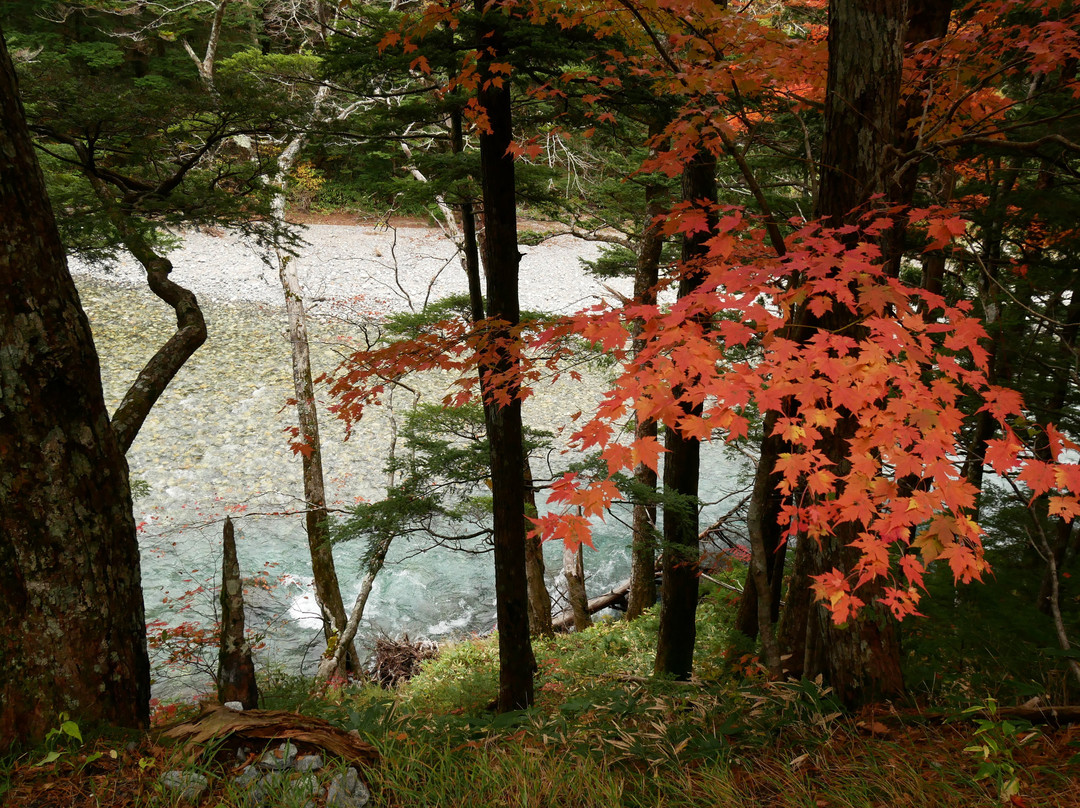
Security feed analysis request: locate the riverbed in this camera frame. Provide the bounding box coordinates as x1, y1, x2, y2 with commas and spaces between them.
70, 223, 748, 698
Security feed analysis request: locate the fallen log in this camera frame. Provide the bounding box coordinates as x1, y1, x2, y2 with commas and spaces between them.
162, 705, 379, 768
552, 580, 631, 632
912, 704, 1080, 728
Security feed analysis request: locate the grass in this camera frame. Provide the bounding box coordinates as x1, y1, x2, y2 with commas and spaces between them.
4, 594, 1080, 807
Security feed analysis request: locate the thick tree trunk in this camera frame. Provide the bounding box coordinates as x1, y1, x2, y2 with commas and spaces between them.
218, 517, 259, 709
626, 174, 667, 620
475, 0, 534, 711
775, 0, 913, 707
654, 151, 717, 680
0, 33, 150, 748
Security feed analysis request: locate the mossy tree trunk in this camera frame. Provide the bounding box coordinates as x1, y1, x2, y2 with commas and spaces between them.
0, 30, 150, 748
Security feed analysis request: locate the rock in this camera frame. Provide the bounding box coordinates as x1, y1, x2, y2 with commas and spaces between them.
259, 740, 298, 771
247, 770, 321, 808
295, 753, 323, 772
224, 701, 245, 711
248, 770, 287, 805
234, 765, 261, 788
326, 767, 370, 808
159, 770, 210, 801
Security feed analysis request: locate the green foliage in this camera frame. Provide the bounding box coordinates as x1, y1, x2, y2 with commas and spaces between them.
332, 401, 553, 561
34, 714, 82, 767
903, 541, 1078, 704
961, 698, 1040, 801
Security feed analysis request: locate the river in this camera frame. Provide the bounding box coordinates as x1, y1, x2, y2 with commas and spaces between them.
71, 224, 750, 699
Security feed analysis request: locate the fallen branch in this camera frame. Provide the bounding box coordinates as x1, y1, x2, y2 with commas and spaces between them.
162, 705, 379, 768
552, 579, 631, 632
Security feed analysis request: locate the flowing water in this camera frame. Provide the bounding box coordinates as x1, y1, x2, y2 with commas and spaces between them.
72, 227, 749, 699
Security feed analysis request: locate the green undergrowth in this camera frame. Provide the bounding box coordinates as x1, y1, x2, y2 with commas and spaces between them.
7, 594, 1079, 807
252, 595, 1077, 807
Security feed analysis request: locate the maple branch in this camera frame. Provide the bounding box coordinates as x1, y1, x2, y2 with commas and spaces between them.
611, 0, 787, 256
613, 0, 681, 75
715, 126, 787, 257
931, 132, 1080, 156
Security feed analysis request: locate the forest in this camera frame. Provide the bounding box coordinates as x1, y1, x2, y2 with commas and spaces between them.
3, 0, 1080, 804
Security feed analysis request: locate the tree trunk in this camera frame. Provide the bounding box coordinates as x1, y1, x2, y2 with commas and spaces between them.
475, 0, 534, 711
626, 171, 667, 620
563, 543, 592, 632
451, 106, 486, 324
654, 150, 717, 680
218, 517, 259, 709
775, 0, 911, 708
737, 410, 786, 676
524, 462, 553, 636
278, 252, 355, 667
270, 119, 356, 669
0, 31, 149, 748
318, 534, 392, 681
82, 173, 208, 455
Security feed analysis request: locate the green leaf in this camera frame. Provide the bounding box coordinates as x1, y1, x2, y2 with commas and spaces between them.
36, 751, 62, 766
61, 720, 82, 743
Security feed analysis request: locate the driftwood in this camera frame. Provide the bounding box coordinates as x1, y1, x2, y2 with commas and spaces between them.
162, 705, 379, 768
552, 580, 631, 632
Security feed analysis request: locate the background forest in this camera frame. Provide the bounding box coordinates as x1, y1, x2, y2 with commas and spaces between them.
3, 0, 1080, 804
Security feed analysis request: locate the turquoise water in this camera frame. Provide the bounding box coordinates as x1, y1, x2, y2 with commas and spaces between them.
74, 269, 748, 699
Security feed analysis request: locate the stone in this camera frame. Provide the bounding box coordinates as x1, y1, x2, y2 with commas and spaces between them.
326, 766, 370, 808
259, 740, 298, 771
295, 753, 323, 772
248, 770, 288, 806
159, 770, 210, 801
234, 765, 262, 788
247, 770, 321, 808
224, 701, 244, 711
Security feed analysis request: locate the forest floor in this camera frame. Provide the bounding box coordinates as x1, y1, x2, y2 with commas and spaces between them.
3, 597, 1079, 807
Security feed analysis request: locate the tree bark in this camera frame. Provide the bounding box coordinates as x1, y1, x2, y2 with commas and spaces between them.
218, 517, 259, 709
278, 252, 355, 666
654, 150, 717, 680
626, 172, 667, 620
524, 462, 553, 636
563, 543, 592, 632
0, 31, 150, 748
775, 0, 912, 707
475, 0, 534, 711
